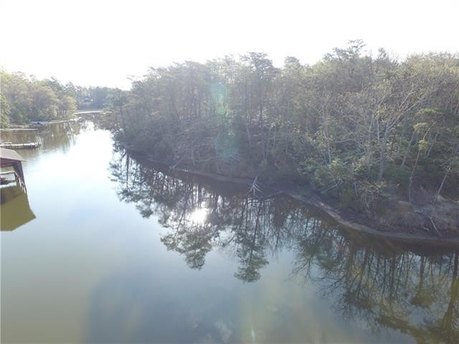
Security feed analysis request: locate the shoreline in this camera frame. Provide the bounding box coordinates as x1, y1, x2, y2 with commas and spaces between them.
124, 145, 459, 247
0, 118, 81, 131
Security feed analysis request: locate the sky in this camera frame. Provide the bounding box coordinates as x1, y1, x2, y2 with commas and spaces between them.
1, 0, 458, 89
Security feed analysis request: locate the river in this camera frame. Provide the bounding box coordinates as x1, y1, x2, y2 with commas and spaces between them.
1, 121, 458, 343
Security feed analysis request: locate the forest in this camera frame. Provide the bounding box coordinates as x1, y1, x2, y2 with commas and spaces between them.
114, 41, 459, 224
1, 41, 458, 233
0, 70, 117, 126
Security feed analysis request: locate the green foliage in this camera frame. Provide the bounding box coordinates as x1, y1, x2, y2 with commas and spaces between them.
1, 71, 80, 123
385, 165, 411, 186
0, 93, 10, 128
114, 43, 459, 206
356, 181, 386, 213
338, 185, 356, 209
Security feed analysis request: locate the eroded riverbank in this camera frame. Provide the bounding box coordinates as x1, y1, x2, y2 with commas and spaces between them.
123, 145, 459, 247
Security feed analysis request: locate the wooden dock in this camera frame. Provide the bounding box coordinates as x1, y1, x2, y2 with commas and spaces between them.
0, 142, 41, 149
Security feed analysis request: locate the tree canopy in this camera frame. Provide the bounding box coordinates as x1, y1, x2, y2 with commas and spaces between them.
0, 71, 121, 127
115, 42, 459, 211
0, 71, 77, 125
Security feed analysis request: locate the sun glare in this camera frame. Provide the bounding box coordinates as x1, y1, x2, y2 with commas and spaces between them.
189, 208, 208, 225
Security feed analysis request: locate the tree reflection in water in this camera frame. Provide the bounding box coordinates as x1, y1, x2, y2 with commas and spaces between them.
0, 121, 83, 155
110, 151, 458, 343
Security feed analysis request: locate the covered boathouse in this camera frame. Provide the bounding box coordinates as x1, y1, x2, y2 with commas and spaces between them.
0, 148, 35, 231
0, 147, 27, 190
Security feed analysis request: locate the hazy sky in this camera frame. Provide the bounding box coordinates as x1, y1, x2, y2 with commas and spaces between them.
1, 0, 458, 89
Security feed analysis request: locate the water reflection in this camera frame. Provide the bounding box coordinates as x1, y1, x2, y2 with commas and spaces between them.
0, 186, 35, 231
0, 121, 83, 158
294, 229, 459, 342
37, 122, 80, 153
1, 122, 83, 231
111, 150, 459, 343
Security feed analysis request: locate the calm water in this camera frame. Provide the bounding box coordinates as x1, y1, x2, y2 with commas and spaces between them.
1, 122, 458, 343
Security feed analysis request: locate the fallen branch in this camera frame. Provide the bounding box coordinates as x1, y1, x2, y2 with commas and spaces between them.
248, 176, 262, 196
429, 216, 442, 237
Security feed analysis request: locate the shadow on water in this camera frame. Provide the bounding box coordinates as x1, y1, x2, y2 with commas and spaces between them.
107, 149, 459, 343
0, 121, 85, 158
0, 121, 85, 231
0, 186, 35, 231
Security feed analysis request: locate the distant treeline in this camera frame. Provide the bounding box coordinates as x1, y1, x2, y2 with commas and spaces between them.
116, 41, 459, 209
0, 70, 119, 126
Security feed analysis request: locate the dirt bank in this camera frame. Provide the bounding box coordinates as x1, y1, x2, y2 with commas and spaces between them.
124, 146, 459, 247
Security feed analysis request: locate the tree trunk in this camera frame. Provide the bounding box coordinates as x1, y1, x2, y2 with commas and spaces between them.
408, 147, 422, 202
400, 130, 415, 168
377, 121, 389, 181
434, 163, 451, 202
